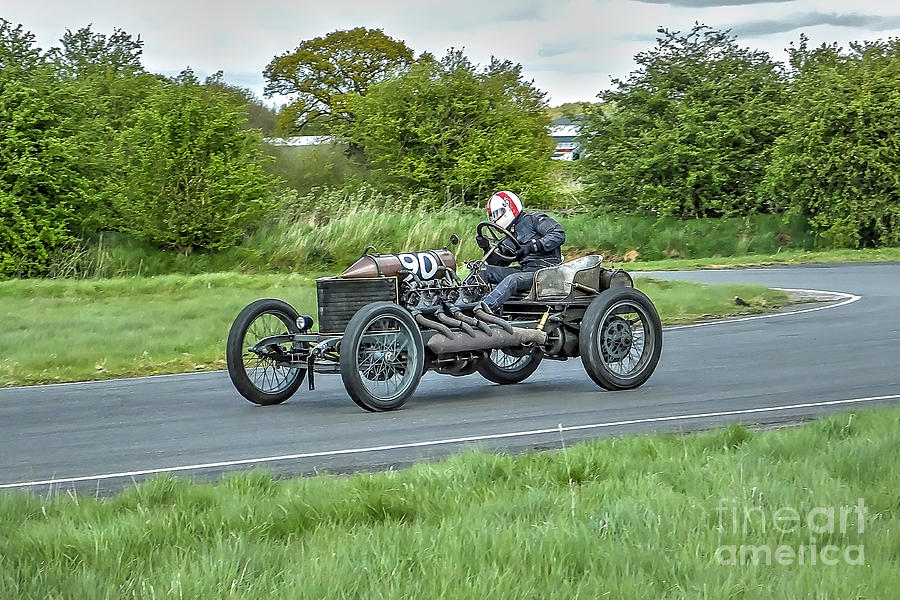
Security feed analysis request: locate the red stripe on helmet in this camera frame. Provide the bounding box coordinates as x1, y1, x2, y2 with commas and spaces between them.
498, 191, 520, 216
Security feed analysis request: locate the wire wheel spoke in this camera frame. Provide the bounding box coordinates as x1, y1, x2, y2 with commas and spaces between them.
242, 312, 301, 394
489, 349, 530, 372
598, 303, 654, 379
355, 316, 417, 401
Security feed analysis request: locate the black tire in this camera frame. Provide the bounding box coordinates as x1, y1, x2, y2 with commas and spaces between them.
579, 288, 662, 390
340, 302, 425, 412
477, 349, 543, 384
226, 298, 306, 405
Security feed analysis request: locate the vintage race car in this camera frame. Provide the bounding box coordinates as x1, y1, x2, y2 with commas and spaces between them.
226, 221, 662, 411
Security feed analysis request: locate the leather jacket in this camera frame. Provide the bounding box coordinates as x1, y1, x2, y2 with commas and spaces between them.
487, 212, 566, 269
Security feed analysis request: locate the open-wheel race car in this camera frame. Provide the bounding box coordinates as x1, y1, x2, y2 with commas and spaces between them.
226, 221, 663, 411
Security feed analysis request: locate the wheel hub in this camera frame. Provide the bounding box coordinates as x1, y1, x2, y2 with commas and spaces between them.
601, 316, 633, 361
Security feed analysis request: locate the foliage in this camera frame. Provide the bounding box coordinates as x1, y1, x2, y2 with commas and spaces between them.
0, 20, 104, 277
338, 50, 554, 207
546, 101, 600, 121
0, 19, 41, 72
261, 143, 369, 195
47, 25, 143, 78
205, 71, 279, 135
264, 27, 414, 136
115, 70, 276, 254
46, 25, 164, 234
579, 25, 787, 218
764, 38, 900, 248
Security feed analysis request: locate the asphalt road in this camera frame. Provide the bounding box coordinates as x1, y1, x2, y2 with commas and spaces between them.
2, 263, 899, 493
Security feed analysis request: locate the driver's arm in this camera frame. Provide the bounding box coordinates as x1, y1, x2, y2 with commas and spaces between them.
486, 240, 515, 266
531, 214, 566, 254
475, 232, 515, 267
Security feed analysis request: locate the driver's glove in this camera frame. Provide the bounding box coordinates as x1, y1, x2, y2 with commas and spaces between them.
515, 240, 541, 261
475, 235, 490, 250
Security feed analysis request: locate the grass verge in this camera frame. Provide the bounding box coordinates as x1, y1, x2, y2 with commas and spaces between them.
0, 274, 788, 386
624, 247, 900, 271
1, 406, 897, 598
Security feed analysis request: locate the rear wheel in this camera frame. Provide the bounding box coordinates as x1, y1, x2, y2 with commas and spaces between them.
477, 349, 542, 384
579, 288, 662, 390
340, 302, 425, 411
226, 298, 306, 405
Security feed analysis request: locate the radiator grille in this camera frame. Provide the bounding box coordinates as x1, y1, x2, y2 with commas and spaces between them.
316, 277, 398, 333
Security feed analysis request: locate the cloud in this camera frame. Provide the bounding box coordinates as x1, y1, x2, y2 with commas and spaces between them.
494, 3, 545, 23
731, 12, 900, 36
537, 41, 590, 57
633, 0, 796, 7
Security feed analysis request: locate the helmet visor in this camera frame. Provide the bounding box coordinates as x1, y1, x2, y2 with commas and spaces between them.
489, 206, 507, 221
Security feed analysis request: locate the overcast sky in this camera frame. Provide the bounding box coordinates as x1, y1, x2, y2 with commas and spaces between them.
4, 0, 900, 105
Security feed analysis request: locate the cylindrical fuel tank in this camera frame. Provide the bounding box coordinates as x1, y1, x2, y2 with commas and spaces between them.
341, 249, 457, 280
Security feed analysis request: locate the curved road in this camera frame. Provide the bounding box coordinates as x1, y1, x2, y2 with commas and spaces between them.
2, 263, 898, 493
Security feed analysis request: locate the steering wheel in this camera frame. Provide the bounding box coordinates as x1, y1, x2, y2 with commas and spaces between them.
476, 220, 522, 262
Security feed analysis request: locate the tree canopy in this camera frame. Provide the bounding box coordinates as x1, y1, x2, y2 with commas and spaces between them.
264, 27, 414, 135
48, 25, 144, 78
338, 50, 553, 206
764, 38, 900, 248
0, 21, 279, 276
579, 25, 787, 218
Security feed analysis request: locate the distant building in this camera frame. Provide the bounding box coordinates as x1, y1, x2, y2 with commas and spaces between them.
263, 136, 334, 146
550, 117, 582, 161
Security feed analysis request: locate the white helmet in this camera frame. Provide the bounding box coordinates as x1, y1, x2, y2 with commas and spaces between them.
486, 191, 522, 230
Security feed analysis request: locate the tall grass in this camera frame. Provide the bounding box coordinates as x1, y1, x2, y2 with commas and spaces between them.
61, 200, 817, 279
1, 407, 897, 598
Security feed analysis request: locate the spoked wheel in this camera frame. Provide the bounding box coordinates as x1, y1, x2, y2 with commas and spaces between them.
579, 288, 662, 390
477, 348, 542, 384
226, 298, 306, 405
340, 302, 425, 411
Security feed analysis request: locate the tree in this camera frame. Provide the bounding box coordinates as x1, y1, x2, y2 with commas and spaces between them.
764, 38, 900, 247
579, 25, 787, 217
0, 21, 105, 277
48, 25, 143, 78
0, 19, 42, 72
115, 70, 276, 254
205, 71, 279, 135
338, 50, 553, 206
264, 27, 414, 137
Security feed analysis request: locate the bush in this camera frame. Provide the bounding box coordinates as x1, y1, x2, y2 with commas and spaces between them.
115, 70, 276, 254
0, 26, 101, 277
764, 39, 900, 248
579, 25, 787, 218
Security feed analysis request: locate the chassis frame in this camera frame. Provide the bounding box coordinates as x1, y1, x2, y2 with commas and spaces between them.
226, 227, 663, 412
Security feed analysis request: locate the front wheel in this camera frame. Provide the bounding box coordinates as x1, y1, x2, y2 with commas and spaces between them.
579, 288, 662, 390
340, 302, 425, 412
226, 298, 306, 405
477, 349, 543, 384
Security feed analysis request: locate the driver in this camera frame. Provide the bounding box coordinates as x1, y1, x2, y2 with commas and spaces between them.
476, 191, 566, 311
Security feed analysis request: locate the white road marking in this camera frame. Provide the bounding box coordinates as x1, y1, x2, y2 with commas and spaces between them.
3, 393, 897, 489
666, 288, 860, 330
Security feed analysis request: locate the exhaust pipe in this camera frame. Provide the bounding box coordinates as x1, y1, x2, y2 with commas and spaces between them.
414, 313, 453, 338
434, 309, 477, 338
449, 306, 493, 336
474, 303, 514, 334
